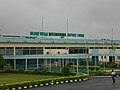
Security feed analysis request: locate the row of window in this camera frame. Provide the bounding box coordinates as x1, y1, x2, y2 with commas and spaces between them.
0, 47, 14, 55
69, 47, 88, 54
45, 47, 66, 49
45, 47, 120, 49
0, 47, 43, 55
0, 46, 120, 55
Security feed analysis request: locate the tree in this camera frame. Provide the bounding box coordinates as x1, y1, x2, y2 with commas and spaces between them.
0, 54, 6, 70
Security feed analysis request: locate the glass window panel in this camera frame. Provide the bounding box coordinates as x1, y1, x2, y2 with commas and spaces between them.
6, 47, 14, 55
6, 47, 13, 49
51, 47, 56, 49
30, 47, 36, 49
74, 49, 78, 54
6, 49, 14, 55
15, 47, 22, 49
23, 47, 29, 49
23, 50, 29, 55
16, 49, 23, 55
37, 50, 43, 54
0, 47, 5, 55
37, 47, 43, 50
30, 50, 36, 55
45, 47, 50, 49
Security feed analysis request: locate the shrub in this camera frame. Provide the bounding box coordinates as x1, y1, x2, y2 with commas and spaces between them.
61, 65, 71, 76
0, 54, 5, 70
75, 66, 100, 71
17, 68, 24, 73
3, 64, 12, 73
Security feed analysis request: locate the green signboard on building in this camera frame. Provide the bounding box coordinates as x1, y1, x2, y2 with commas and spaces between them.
40, 32, 48, 36
30, 31, 84, 37
30, 32, 39, 35
77, 34, 84, 37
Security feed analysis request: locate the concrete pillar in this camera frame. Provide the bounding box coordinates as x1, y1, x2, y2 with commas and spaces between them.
14, 59, 16, 70
37, 59, 39, 69
45, 58, 47, 68
77, 58, 79, 74
13, 47, 16, 56
13, 47, 16, 70
50, 59, 51, 72
25, 59, 27, 70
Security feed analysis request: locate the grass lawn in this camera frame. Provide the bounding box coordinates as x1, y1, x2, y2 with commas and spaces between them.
0, 73, 61, 85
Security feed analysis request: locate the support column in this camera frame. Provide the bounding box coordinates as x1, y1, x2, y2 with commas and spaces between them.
37, 59, 39, 69
63, 59, 64, 67
25, 59, 27, 70
86, 57, 89, 75
46, 59, 47, 68
14, 59, 16, 70
13, 47, 16, 70
50, 59, 51, 72
77, 58, 79, 74
94, 56, 96, 72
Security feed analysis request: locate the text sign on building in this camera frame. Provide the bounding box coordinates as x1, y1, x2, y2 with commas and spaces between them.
30, 32, 84, 37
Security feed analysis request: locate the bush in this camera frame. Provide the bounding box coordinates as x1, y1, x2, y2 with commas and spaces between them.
3, 64, 12, 73
10, 69, 76, 76
61, 65, 71, 76
17, 68, 24, 73
76, 66, 100, 71
0, 54, 5, 70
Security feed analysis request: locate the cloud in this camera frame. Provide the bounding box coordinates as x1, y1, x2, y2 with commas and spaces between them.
0, 0, 120, 39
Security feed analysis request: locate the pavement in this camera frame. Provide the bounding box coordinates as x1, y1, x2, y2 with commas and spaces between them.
23, 77, 120, 90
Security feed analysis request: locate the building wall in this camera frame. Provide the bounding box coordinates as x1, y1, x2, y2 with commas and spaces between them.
0, 41, 120, 70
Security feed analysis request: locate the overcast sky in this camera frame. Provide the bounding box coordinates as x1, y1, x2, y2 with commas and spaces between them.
0, 0, 120, 39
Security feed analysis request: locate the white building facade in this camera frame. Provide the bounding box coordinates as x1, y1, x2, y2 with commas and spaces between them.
0, 35, 120, 72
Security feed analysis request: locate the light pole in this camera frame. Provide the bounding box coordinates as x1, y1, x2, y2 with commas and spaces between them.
0, 28, 2, 37
86, 56, 89, 75
102, 39, 106, 71
85, 39, 89, 75
94, 39, 96, 72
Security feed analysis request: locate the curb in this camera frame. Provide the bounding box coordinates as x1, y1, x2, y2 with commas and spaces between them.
5, 78, 89, 90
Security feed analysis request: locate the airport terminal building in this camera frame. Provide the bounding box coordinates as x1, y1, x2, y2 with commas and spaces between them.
0, 32, 120, 72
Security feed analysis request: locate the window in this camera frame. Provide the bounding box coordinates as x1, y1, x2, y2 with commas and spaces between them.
45, 47, 50, 49
101, 56, 103, 59
30, 47, 36, 55
0, 47, 5, 55
117, 56, 120, 59
104, 56, 106, 59
69, 47, 88, 54
47, 52, 49, 54
37, 47, 43, 54
23, 47, 29, 55
15, 47, 23, 55
15, 47, 43, 55
6, 47, 14, 55
58, 52, 60, 54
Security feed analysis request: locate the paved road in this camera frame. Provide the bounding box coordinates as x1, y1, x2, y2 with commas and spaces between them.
23, 77, 120, 90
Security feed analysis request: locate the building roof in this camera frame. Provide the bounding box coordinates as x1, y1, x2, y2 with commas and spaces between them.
0, 35, 119, 44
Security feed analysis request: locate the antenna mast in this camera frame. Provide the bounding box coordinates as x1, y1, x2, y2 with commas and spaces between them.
41, 16, 44, 32
111, 28, 114, 48
67, 18, 68, 39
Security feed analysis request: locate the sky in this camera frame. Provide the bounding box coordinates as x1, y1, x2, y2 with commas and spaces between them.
0, 0, 120, 39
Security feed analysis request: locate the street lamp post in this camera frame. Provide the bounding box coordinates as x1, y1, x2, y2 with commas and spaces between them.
94, 39, 96, 72
87, 56, 89, 75
85, 39, 89, 75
